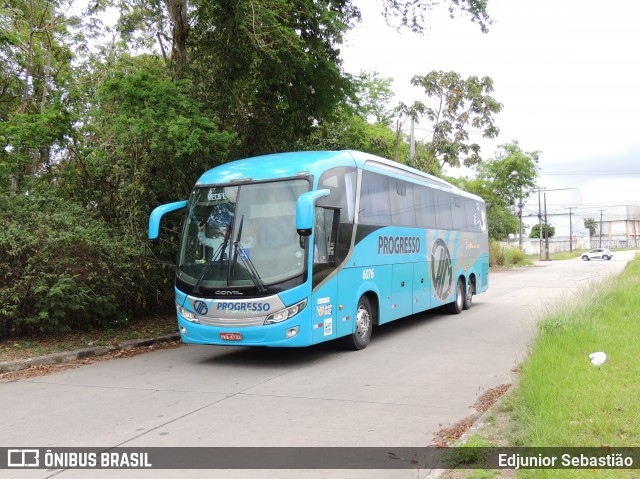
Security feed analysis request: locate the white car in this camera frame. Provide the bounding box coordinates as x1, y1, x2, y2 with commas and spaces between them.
581, 248, 613, 261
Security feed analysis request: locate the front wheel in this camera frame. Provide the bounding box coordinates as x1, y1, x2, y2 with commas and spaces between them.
345, 296, 373, 350
447, 278, 464, 315
582, 256, 590, 261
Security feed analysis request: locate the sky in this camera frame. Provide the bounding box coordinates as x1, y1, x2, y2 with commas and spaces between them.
340, 0, 640, 211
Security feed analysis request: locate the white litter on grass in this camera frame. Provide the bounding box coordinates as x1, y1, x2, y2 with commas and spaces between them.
589, 352, 607, 366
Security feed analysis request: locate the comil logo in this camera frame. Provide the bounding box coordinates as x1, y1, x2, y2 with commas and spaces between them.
431, 239, 452, 301
193, 300, 209, 315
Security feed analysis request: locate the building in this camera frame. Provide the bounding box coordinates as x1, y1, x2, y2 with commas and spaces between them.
581, 205, 640, 249
520, 188, 589, 240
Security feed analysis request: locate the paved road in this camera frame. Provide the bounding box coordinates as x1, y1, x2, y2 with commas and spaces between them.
1, 251, 636, 479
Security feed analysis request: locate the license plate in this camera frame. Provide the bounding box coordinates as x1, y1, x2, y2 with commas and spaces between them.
220, 332, 243, 341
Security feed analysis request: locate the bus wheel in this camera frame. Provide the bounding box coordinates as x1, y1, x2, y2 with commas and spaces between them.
346, 296, 373, 350
448, 278, 464, 315
463, 280, 473, 310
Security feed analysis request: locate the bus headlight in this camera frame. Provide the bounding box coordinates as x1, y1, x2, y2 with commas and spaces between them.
264, 299, 307, 325
177, 304, 200, 324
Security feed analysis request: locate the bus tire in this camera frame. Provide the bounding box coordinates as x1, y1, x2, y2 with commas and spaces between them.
346, 296, 373, 350
463, 278, 473, 310
448, 278, 464, 315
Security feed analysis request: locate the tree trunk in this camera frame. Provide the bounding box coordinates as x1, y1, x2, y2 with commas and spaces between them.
164, 0, 190, 80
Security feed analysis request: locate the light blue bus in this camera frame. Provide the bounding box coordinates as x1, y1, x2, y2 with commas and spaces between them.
149, 150, 488, 350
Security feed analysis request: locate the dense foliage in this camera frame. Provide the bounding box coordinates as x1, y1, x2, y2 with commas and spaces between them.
452, 141, 539, 241
529, 223, 556, 239
0, 0, 499, 338
0, 190, 172, 337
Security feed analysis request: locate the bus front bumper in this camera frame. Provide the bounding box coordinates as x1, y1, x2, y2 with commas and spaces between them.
176, 311, 313, 347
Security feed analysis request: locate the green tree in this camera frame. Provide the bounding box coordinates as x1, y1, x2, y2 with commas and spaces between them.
380, 0, 493, 33
478, 141, 539, 208
0, 0, 78, 190
61, 56, 234, 231
306, 109, 405, 160
584, 217, 597, 237
188, 0, 359, 157
351, 71, 397, 126
453, 141, 540, 241
405, 70, 502, 170
303, 71, 404, 159
115, 0, 189, 80
529, 223, 555, 239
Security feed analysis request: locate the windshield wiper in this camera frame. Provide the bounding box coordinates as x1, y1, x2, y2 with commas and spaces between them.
193, 222, 232, 294
230, 215, 266, 293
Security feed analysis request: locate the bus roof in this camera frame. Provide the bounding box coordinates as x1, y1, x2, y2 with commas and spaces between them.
196, 150, 483, 202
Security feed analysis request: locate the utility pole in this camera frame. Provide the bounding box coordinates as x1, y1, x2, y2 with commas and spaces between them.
544, 191, 550, 260
518, 188, 523, 251
599, 209, 604, 248
409, 117, 415, 160
569, 207, 573, 252
537, 187, 543, 260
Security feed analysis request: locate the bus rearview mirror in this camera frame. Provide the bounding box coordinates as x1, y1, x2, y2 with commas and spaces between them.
148, 200, 188, 240
296, 189, 330, 237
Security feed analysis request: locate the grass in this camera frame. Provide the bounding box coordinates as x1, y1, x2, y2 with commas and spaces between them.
528, 247, 639, 262
525, 248, 588, 261
441, 253, 640, 479
490, 242, 533, 268
0, 315, 177, 362
504, 254, 640, 477
511, 259, 640, 443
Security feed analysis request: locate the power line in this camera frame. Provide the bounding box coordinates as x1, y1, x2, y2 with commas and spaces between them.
540, 170, 640, 176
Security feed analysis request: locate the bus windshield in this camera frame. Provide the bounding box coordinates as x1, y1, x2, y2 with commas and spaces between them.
177, 179, 309, 291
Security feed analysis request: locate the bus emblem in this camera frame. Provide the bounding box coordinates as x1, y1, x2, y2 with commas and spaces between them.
193, 300, 209, 315
431, 239, 453, 300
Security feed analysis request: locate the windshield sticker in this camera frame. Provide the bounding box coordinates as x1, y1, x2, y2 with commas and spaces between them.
207, 189, 228, 202
324, 318, 333, 336
316, 304, 333, 317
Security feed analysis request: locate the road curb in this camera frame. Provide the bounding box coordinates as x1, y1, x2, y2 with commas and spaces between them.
0, 333, 180, 374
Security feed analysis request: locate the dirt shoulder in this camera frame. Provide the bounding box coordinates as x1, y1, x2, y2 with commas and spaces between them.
0, 315, 180, 381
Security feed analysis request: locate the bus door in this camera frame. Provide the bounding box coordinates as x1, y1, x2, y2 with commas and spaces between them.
310, 207, 340, 343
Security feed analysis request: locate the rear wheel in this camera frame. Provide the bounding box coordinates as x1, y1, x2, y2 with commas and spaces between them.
448, 278, 464, 315
345, 296, 373, 350
463, 280, 473, 310
602, 255, 610, 260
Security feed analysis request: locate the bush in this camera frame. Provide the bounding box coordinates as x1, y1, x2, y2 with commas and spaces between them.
490, 241, 527, 267
0, 191, 172, 338
489, 241, 505, 267
504, 247, 525, 265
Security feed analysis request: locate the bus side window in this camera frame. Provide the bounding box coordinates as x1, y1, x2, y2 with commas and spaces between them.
314, 208, 340, 264
434, 190, 453, 230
